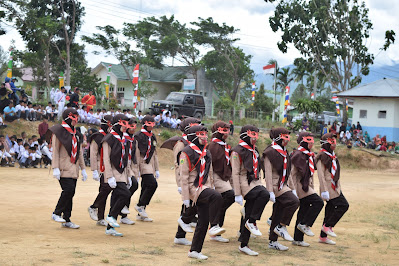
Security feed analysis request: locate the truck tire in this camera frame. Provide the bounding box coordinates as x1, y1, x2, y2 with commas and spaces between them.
194, 112, 203, 120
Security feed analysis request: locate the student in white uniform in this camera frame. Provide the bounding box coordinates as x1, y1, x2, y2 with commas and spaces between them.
55, 87, 66, 120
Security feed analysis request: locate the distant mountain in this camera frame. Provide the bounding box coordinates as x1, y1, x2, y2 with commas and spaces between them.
253, 63, 399, 99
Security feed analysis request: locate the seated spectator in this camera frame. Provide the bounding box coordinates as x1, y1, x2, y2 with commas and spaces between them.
373, 134, 382, 150
364, 131, 371, 144
3, 101, 17, 122
162, 112, 172, 128
36, 104, 45, 120
18, 143, 30, 168
0, 115, 6, 129
29, 146, 40, 168
0, 134, 10, 152
154, 112, 161, 126
137, 110, 144, 121
0, 144, 14, 167
387, 142, 396, 153
38, 138, 52, 168
15, 101, 24, 119
357, 121, 362, 131
345, 130, 352, 141
346, 139, 352, 149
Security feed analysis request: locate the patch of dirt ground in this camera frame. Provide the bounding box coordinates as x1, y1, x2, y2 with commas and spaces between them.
0, 166, 399, 265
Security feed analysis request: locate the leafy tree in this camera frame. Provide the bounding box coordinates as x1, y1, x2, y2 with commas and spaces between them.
124, 15, 203, 91
276, 67, 293, 93
193, 17, 254, 105
296, 98, 322, 116
317, 95, 336, 112
269, 0, 395, 123
70, 64, 101, 92
201, 47, 253, 106
251, 83, 273, 115
52, 0, 85, 87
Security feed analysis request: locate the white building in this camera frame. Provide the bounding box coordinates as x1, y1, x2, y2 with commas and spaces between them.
90, 62, 217, 116
338, 78, 399, 141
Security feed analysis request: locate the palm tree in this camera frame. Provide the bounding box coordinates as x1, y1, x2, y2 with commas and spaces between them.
277, 67, 293, 93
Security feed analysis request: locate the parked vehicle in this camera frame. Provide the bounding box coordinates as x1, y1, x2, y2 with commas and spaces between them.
150, 92, 206, 120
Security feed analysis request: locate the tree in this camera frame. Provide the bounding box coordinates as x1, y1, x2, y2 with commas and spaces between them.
52, 0, 85, 87
269, 0, 395, 123
193, 17, 254, 105
70, 64, 101, 92
0, 45, 8, 76
124, 15, 203, 91
296, 98, 322, 116
201, 47, 253, 106
251, 83, 273, 115
15, 1, 61, 88
276, 67, 293, 93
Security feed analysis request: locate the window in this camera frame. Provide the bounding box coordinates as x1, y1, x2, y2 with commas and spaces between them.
184, 95, 194, 104
195, 96, 204, 106
117, 87, 125, 92
359, 110, 367, 118
378, 110, 387, 119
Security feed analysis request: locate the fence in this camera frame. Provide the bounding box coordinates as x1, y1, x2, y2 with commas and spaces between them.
213, 108, 272, 122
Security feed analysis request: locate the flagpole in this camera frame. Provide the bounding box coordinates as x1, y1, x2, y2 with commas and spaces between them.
272, 62, 277, 122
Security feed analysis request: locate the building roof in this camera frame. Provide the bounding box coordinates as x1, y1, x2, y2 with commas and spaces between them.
94, 62, 192, 82
338, 78, 399, 98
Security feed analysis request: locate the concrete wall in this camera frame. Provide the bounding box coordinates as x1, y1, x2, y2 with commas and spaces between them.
352, 98, 397, 128
352, 97, 399, 141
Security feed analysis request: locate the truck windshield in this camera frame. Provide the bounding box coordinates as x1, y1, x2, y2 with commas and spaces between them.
166, 93, 184, 103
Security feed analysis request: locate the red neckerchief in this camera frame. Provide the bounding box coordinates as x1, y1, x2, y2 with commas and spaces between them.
124, 132, 134, 163
111, 129, 125, 168
239, 139, 258, 179
182, 133, 187, 141
188, 141, 207, 189
320, 148, 337, 190
61, 121, 77, 163
141, 128, 153, 160
297, 146, 315, 177
271, 141, 287, 190
99, 129, 106, 136
212, 137, 231, 165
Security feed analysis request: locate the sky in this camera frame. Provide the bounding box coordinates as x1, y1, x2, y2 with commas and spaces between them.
1, 0, 399, 75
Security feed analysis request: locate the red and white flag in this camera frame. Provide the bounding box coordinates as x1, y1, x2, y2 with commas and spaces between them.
263, 63, 276, 75
311, 93, 315, 100
132, 64, 139, 84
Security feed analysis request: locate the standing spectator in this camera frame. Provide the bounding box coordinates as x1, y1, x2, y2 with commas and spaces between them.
3, 101, 17, 122
38, 116, 49, 138
69, 87, 80, 108
229, 120, 234, 135
81, 90, 96, 112
356, 122, 362, 131
55, 87, 66, 120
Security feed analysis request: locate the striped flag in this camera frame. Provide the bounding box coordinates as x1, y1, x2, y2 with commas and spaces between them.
311, 93, 315, 100
7, 48, 13, 79
345, 98, 349, 112
332, 96, 340, 115
132, 64, 139, 109
263, 63, 276, 75
105, 65, 111, 99
251, 82, 256, 101
132, 64, 139, 84
59, 72, 64, 89
282, 86, 290, 124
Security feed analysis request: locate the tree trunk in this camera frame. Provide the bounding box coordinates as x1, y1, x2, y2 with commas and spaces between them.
65, 43, 70, 86
45, 45, 51, 89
